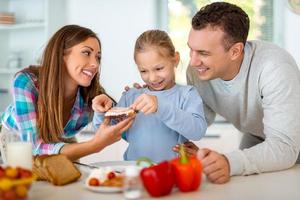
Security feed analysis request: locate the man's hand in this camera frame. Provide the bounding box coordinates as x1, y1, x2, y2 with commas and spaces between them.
197, 148, 230, 184
130, 94, 157, 114
173, 141, 199, 157
92, 94, 113, 113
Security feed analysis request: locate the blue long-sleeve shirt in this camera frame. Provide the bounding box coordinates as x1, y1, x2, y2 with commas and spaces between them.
93, 84, 207, 163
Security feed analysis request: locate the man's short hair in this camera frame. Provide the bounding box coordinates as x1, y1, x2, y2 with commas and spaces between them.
192, 2, 249, 50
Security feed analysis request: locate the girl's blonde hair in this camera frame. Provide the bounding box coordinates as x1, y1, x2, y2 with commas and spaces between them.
134, 30, 176, 61
25, 25, 106, 143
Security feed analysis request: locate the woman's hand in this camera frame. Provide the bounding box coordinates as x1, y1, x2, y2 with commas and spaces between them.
92, 94, 113, 112
130, 94, 157, 114
124, 83, 147, 92
173, 141, 199, 157
92, 116, 135, 151
60, 116, 134, 161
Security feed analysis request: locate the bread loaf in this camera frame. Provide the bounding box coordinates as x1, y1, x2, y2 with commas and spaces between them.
33, 154, 81, 186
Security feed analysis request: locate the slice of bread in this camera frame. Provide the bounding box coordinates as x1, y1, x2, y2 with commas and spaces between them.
105, 107, 135, 119
33, 154, 81, 186
33, 155, 52, 181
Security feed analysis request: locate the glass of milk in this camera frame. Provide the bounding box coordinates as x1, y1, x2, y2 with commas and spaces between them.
6, 130, 33, 170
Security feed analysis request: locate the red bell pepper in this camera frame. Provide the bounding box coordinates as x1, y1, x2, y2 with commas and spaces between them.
171, 144, 202, 192
139, 160, 175, 197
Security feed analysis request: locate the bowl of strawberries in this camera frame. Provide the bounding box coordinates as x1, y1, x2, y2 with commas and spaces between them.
0, 166, 36, 200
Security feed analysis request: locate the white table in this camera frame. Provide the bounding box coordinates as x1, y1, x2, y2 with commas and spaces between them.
29, 163, 300, 200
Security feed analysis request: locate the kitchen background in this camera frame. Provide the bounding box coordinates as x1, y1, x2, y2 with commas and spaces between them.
0, 0, 299, 163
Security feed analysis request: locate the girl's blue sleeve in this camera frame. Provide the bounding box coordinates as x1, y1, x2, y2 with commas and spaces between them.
92, 112, 105, 131
117, 92, 129, 141
155, 86, 207, 140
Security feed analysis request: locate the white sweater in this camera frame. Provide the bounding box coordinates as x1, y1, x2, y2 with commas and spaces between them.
187, 40, 300, 176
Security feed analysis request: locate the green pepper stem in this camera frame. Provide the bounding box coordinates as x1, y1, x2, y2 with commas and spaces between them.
179, 144, 189, 164
136, 157, 154, 166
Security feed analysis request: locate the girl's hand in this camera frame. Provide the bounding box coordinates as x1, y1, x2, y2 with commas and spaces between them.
173, 141, 199, 157
92, 116, 135, 150
130, 94, 157, 114
92, 94, 113, 112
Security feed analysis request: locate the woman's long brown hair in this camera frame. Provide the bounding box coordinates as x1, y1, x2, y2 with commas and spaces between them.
27, 25, 107, 143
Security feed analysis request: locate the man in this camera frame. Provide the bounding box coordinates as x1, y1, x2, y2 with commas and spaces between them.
176, 2, 300, 184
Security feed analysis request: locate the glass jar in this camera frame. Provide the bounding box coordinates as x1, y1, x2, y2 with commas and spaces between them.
123, 166, 142, 199
7, 52, 22, 69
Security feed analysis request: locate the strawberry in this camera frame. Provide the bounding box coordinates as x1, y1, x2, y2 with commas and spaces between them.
107, 171, 116, 180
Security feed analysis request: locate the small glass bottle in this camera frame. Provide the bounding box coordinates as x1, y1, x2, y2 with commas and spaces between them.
123, 166, 142, 199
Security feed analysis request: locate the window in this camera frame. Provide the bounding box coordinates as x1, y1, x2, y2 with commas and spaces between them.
168, 0, 277, 84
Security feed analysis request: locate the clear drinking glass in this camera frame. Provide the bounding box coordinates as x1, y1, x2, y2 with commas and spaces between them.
123, 166, 142, 199
4, 130, 33, 170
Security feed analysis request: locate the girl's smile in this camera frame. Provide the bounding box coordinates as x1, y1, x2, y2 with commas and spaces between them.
135, 49, 177, 91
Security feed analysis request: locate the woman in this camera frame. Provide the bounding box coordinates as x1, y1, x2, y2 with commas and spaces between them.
0, 25, 134, 161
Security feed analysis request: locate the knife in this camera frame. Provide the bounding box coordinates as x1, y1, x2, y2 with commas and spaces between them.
73, 162, 122, 173
73, 161, 99, 169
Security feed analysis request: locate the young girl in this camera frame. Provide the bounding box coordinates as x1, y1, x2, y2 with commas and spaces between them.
1, 25, 134, 161
93, 30, 207, 163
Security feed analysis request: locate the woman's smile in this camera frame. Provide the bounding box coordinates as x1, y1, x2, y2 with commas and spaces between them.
82, 67, 97, 78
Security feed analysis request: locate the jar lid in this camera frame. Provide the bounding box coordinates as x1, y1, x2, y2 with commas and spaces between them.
125, 166, 139, 177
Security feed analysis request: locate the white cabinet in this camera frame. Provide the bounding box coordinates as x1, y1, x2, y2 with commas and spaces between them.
0, 0, 66, 113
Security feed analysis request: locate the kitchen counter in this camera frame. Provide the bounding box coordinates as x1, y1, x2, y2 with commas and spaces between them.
29, 164, 300, 200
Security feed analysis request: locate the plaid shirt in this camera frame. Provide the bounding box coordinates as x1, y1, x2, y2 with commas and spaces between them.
1, 71, 92, 155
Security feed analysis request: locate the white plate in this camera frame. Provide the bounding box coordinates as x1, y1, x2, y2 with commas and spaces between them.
85, 182, 122, 193
77, 161, 137, 174
91, 161, 137, 168
84, 161, 138, 193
